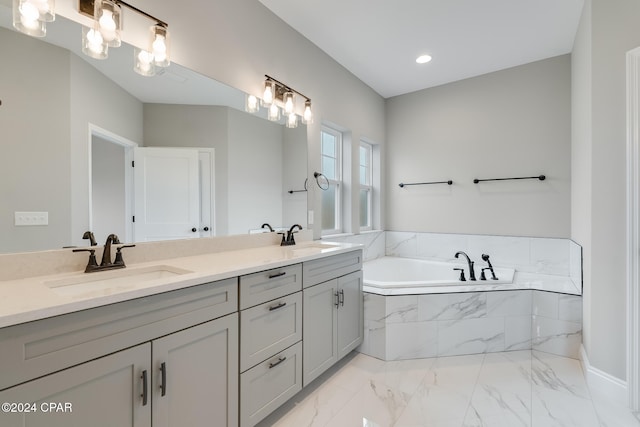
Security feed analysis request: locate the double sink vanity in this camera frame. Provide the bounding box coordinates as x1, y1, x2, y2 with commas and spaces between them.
0, 240, 364, 427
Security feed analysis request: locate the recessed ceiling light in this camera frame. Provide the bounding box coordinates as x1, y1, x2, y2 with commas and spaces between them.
416, 54, 432, 64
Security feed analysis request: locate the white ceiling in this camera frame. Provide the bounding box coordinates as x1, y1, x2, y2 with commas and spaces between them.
258, 0, 585, 98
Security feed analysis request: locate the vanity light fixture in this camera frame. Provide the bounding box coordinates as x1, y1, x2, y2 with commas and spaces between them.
248, 75, 312, 129
80, 0, 170, 70
82, 22, 109, 59
12, 0, 55, 37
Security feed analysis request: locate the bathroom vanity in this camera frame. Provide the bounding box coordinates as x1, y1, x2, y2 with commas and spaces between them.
0, 242, 363, 427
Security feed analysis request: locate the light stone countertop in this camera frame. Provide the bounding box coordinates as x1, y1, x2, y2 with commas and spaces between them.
0, 241, 362, 329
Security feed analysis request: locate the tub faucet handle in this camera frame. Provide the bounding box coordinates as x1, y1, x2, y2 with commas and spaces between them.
453, 267, 466, 281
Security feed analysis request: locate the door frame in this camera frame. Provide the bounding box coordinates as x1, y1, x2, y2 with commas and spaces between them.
87, 124, 138, 243
626, 46, 640, 413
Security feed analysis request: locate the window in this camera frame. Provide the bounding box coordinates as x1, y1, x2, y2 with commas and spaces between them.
321, 127, 342, 234
359, 142, 373, 231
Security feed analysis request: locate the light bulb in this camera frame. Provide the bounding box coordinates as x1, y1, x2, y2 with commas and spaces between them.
99, 10, 116, 40
13, 0, 46, 36
302, 101, 313, 124
284, 92, 294, 114
150, 25, 170, 67
82, 25, 108, 59
262, 82, 274, 106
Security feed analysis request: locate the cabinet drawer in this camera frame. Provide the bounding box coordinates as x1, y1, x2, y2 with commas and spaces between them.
0, 278, 238, 391
240, 342, 302, 427
302, 250, 363, 288
239, 264, 302, 309
240, 292, 302, 372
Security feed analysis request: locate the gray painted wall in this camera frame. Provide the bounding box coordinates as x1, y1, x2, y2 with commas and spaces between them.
386, 55, 571, 238
0, 27, 70, 253
91, 137, 126, 242
572, 0, 640, 381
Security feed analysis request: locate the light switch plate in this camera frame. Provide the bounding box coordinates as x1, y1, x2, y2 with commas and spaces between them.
15, 212, 49, 226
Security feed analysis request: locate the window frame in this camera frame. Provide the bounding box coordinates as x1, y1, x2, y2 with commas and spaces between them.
320, 126, 343, 235
359, 141, 373, 231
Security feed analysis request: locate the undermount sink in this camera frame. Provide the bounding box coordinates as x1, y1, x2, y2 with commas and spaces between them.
44, 265, 193, 298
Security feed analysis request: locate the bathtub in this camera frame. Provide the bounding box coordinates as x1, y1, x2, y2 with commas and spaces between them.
363, 256, 514, 291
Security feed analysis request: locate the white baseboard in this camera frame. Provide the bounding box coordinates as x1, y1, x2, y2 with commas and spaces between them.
580, 344, 628, 406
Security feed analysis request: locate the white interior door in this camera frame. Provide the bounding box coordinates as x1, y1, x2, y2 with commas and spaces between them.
134, 147, 200, 242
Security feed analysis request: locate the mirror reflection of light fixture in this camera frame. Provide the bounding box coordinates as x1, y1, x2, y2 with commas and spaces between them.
267, 103, 281, 122
286, 112, 298, 129
133, 47, 156, 76
82, 23, 109, 59
245, 94, 259, 113
12, 0, 55, 37
249, 75, 312, 128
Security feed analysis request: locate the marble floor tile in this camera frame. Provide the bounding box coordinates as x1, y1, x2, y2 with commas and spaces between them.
263, 350, 637, 427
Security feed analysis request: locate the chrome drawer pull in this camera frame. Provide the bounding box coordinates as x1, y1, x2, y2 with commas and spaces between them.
339, 289, 345, 307
268, 301, 287, 311
268, 356, 287, 369
268, 271, 286, 279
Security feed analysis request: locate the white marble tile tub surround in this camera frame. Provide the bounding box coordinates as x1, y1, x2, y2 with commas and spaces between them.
361, 290, 582, 360
322, 230, 385, 261
335, 231, 582, 294
256, 350, 639, 427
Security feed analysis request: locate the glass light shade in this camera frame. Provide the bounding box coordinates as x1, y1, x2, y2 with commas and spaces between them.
302, 100, 313, 124
150, 24, 170, 67
133, 48, 156, 76
267, 103, 280, 121
13, 0, 47, 37
82, 24, 108, 60
262, 81, 275, 107
34, 0, 54, 21
96, 0, 121, 47
283, 91, 295, 115
286, 112, 298, 129
245, 94, 259, 113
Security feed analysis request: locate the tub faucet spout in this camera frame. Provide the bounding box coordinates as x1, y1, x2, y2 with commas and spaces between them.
455, 251, 476, 281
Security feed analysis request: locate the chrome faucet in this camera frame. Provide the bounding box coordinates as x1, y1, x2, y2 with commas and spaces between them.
455, 251, 476, 281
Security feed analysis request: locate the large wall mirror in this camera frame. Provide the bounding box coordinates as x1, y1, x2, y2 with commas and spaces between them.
0, 6, 308, 254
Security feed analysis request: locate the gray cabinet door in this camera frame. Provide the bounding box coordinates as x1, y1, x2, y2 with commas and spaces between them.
337, 271, 364, 359
302, 279, 338, 387
152, 313, 239, 427
0, 343, 151, 427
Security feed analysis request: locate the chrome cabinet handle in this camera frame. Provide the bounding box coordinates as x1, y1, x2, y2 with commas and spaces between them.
339, 289, 345, 307
268, 356, 287, 369
269, 301, 287, 311
334, 291, 340, 308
